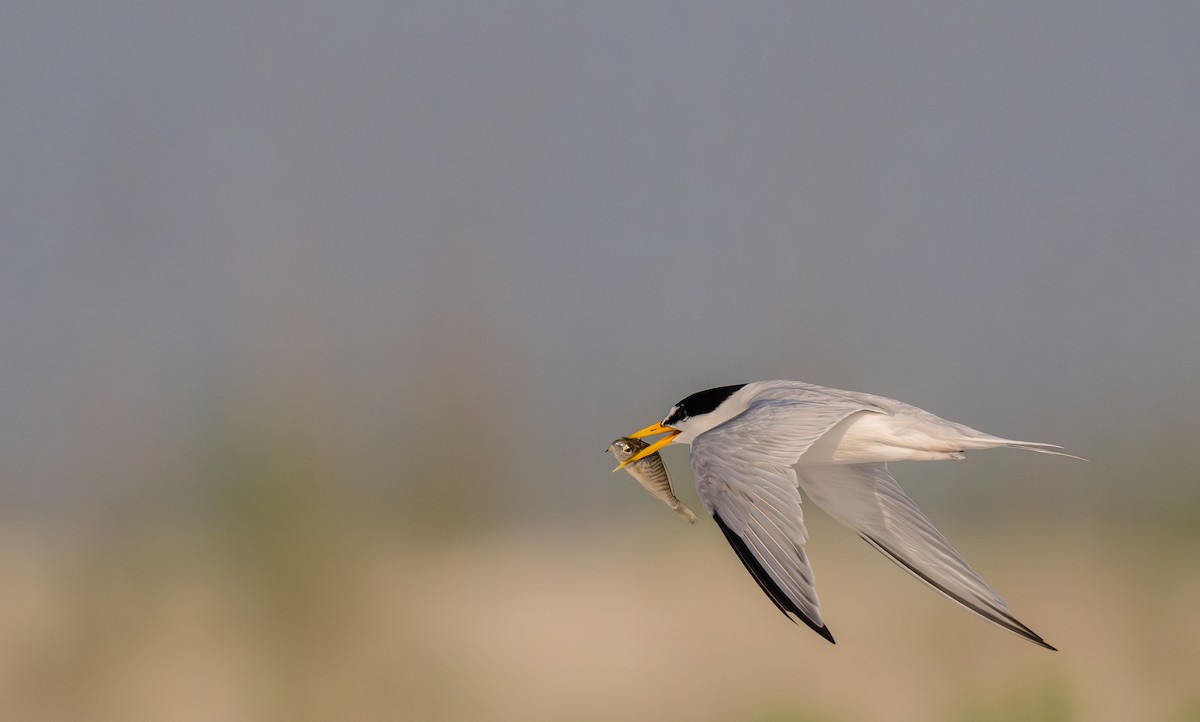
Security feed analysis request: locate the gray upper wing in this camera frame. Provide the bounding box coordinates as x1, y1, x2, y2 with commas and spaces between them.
690, 398, 872, 643
794, 462, 1054, 649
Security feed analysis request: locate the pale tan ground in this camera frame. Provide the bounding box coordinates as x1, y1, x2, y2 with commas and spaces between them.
1, 518, 1197, 722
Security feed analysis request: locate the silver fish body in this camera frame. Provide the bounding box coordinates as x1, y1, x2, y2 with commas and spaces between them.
609, 437, 697, 523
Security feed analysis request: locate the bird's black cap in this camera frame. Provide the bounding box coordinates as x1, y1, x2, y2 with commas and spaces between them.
664, 384, 746, 426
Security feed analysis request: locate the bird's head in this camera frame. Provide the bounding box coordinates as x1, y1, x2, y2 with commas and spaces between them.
613, 384, 748, 470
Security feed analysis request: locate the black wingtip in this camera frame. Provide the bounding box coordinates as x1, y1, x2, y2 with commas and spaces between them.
814, 624, 836, 645
713, 513, 835, 644
1022, 630, 1057, 652
860, 533, 1056, 651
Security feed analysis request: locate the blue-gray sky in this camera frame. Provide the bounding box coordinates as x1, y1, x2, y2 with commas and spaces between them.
3, 2, 1197, 521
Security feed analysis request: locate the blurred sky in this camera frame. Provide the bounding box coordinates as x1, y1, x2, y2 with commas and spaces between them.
2, 1, 1198, 524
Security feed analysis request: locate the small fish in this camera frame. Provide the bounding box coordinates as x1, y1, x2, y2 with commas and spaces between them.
608, 437, 697, 523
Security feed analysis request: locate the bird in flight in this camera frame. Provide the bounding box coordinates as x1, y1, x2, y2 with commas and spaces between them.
616, 380, 1077, 649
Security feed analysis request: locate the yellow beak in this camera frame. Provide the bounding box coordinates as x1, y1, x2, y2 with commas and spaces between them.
613, 421, 681, 471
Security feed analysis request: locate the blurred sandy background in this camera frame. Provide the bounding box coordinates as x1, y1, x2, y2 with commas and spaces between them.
3, 3, 1199, 721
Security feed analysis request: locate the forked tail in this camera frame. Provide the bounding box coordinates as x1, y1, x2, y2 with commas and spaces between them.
968, 437, 1087, 461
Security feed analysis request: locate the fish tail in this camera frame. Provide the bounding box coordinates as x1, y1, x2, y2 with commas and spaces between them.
674, 504, 698, 524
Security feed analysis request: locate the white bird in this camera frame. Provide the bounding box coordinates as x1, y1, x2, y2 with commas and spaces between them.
616, 380, 1078, 649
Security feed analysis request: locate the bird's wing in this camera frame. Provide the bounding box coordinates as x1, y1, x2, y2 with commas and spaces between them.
794, 462, 1054, 649
690, 399, 871, 643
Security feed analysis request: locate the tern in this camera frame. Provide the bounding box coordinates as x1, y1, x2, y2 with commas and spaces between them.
617, 380, 1076, 649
